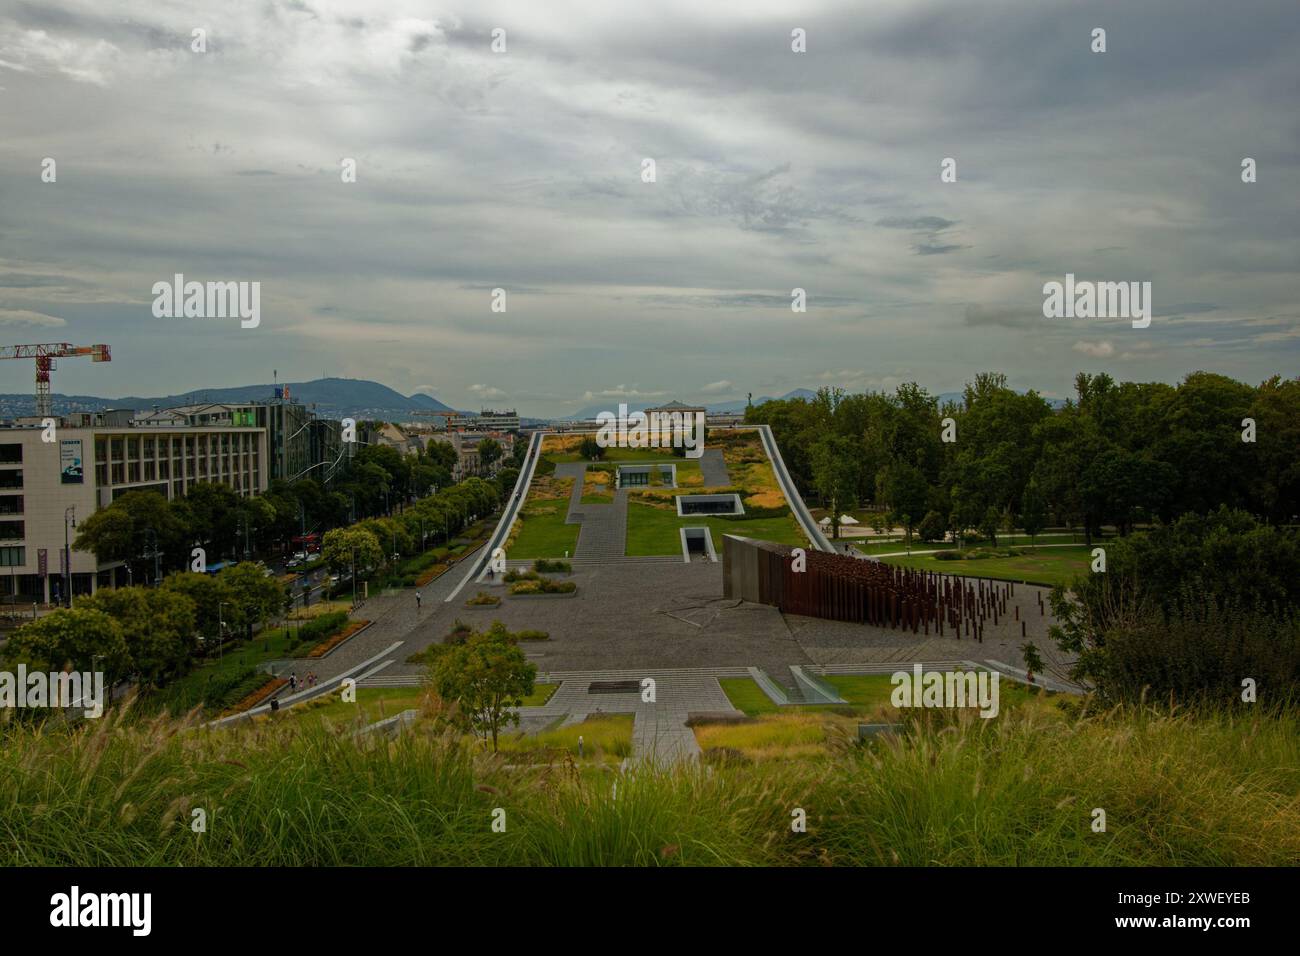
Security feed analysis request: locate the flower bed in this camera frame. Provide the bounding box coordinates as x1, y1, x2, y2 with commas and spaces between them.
222, 676, 288, 716
304, 619, 370, 658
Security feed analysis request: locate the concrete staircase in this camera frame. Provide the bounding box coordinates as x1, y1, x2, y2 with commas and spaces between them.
573, 489, 629, 560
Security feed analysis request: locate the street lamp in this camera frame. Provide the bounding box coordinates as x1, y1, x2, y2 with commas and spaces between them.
144, 528, 161, 586
63, 506, 76, 608
218, 601, 229, 661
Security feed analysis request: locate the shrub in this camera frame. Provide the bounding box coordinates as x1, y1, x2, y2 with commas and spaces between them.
515, 629, 550, 641
533, 559, 571, 573
466, 591, 500, 606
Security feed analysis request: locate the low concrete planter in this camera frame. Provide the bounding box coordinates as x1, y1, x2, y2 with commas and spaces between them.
508, 589, 579, 600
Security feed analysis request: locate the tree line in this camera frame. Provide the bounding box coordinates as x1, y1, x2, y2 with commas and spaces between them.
747, 371, 1300, 542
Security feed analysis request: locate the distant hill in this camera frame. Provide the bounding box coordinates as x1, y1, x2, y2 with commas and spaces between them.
0, 377, 459, 420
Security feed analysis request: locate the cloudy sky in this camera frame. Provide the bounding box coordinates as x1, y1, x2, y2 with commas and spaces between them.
1, 0, 1296, 416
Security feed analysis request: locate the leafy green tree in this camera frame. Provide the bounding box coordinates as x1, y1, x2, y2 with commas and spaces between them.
160, 572, 229, 642
79, 587, 197, 690
1020, 479, 1047, 548
1021, 641, 1044, 683
811, 435, 859, 538
978, 505, 1002, 546
3, 608, 131, 696
218, 562, 285, 631
882, 462, 929, 545
72, 489, 185, 572
476, 438, 502, 474
1050, 508, 1300, 701
432, 622, 537, 751
322, 526, 383, 577
917, 510, 947, 544
578, 436, 605, 461
181, 482, 242, 556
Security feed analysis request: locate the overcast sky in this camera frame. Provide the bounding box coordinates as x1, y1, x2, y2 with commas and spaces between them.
1, 0, 1296, 416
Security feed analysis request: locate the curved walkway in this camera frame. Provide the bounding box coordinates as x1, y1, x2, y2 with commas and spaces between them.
756, 424, 833, 552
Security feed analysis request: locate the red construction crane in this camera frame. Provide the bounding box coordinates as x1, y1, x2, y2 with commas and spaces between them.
0, 342, 111, 418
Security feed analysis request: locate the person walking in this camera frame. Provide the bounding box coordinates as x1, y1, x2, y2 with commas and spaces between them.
415, 590, 422, 610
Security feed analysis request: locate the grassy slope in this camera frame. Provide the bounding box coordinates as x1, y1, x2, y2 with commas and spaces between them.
3, 705, 1294, 865
624, 501, 806, 555
877, 545, 1092, 588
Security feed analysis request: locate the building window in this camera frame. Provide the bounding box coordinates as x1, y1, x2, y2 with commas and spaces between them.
0, 471, 21, 489
0, 496, 21, 515
0, 546, 24, 567
0, 521, 24, 541
0, 444, 21, 464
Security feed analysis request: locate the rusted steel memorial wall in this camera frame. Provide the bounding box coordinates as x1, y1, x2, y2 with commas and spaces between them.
721, 535, 1017, 641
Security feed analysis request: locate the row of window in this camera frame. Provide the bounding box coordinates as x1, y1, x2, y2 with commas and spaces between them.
95, 432, 259, 464
0, 546, 24, 567
95, 455, 260, 486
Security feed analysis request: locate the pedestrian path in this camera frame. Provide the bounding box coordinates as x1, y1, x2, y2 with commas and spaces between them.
699, 448, 730, 486
572, 488, 629, 560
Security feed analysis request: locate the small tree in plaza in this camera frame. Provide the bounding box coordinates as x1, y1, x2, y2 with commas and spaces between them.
432, 622, 537, 752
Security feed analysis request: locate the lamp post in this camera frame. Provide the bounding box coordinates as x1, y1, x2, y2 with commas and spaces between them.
350, 547, 357, 608
144, 528, 161, 586
218, 601, 229, 661
63, 506, 75, 608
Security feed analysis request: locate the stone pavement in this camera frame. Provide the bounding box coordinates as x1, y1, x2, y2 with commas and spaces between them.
511, 668, 744, 766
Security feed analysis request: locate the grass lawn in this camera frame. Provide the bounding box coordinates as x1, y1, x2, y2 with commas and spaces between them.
521, 683, 559, 706
283, 687, 428, 726
624, 501, 807, 556
695, 712, 833, 761
720, 678, 779, 715
497, 713, 633, 763
825, 672, 1063, 716
510, 503, 580, 559
877, 545, 1092, 588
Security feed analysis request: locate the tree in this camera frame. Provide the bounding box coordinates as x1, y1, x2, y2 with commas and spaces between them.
811, 435, 859, 539
432, 622, 537, 751
72, 489, 185, 572
1049, 508, 1300, 702
1021, 641, 1044, 684
79, 587, 197, 690
577, 436, 605, 461
160, 572, 229, 641
979, 505, 1001, 547
476, 438, 502, 474
218, 562, 285, 631
3, 608, 131, 700
322, 526, 383, 577
1020, 479, 1047, 549
882, 462, 929, 545
917, 510, 947, 544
